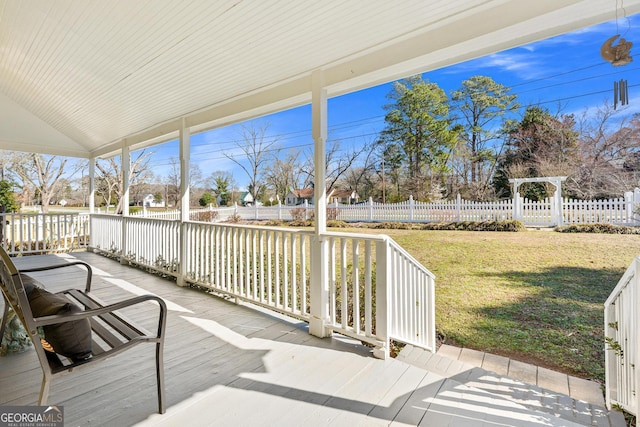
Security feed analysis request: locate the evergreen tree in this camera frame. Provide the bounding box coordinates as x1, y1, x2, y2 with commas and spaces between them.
0, 180, 18, 213
494, 106, 578, 199
379, 76, 457, 200
451, 76, 518, 199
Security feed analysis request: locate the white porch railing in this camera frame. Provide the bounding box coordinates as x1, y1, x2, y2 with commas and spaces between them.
185, 222, 312, 319
88, 215, 437, 356
91, 214, 181, 276
321, 231, 436, 352
1, 213, 89, 255
604, 256, 640, 415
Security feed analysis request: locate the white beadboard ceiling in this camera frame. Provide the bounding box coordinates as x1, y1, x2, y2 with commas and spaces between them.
1, 0, 639, 158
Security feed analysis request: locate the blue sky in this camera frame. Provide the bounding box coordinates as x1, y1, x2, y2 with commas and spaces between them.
143, 12, 640, 189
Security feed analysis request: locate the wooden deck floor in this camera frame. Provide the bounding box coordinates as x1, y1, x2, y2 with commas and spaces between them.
0, 252, 608, 426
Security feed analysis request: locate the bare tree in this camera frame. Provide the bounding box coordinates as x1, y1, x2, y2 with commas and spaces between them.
9, 153, 82, 213
164, 158, 180, 208
164, 157, 205, 207
570, 104, 640, 198
302, 139, 372, 194
224, 123, 278, 202
263, 149, 303, 202
95, 150, 153, 213
337, 139, 378, 199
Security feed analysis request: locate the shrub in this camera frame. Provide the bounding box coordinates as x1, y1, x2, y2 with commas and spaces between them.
199, 192, 216, 207
555, 223, 640, 234
327, 220, 348, 228
363, 220, 526, 232
226, 213, 242, 223
194, 210, 219, 222
423, 220, 526, 232
290, 207, 308, 221
289, 219, 313, 227
327, 208, 338, 221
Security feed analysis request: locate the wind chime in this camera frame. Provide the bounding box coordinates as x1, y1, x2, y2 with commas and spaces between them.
613, 79, 628, 109
600, 2, 633, 109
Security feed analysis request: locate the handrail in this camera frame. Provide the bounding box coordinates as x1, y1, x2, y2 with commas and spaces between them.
604, 256, 640, 415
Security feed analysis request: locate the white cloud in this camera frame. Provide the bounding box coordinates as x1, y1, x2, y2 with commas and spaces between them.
447, 49, 548, 80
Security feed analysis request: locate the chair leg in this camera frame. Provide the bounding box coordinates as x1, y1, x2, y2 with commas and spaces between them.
156, 342, 165, 414
39, 374, 51, 406
0, 298, 9, 349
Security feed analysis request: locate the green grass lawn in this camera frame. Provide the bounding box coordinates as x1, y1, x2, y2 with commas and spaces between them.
341, 227, 640, 383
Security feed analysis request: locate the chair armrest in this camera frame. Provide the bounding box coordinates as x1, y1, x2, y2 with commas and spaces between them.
20, 261, 93, 292
33, 294, 167, 337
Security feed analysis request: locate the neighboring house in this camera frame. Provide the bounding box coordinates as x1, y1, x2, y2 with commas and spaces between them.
239, 191, 255, 206
328, 189, 359, 205
285, 188, 359, 205
285, 188, 314, 205
143, 193, 165, 208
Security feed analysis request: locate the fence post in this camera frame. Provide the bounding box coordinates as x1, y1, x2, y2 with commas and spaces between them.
624, 192, 632, 224
456, 193, 461, 221
409, 195, 414, 222
369, 197, 374, 222
254, 200, 259, 220
513, 192, 520, 222
334, 200, 339, 221
304, 200, 309, 220
554, 189, 563, 226
631, 187, 640, 223
278, 200, 282, 220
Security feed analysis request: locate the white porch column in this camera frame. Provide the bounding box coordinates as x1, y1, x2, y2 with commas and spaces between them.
89, 157, 95, 214
180, 119, 191, 222
122, 144, 130, 215
120, 145, 130, 264
177, 119, 190, 286
87, 157, 96, 253
309, 70, 331, 338
313, 71, 327, 234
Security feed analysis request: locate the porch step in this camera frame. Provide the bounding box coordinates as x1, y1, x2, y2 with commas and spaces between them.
397, 345, 626, 427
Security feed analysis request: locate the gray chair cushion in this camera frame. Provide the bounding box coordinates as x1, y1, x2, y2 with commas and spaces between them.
27, 287, 92, 361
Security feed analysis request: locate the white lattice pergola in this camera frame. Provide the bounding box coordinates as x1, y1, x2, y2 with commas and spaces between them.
509, 176, 567, 226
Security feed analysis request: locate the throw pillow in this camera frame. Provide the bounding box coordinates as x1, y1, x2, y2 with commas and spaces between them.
27, 287, 92, 362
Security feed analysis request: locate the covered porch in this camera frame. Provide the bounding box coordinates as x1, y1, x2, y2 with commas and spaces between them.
0, 252, 622, 426
2, 1, 640, 425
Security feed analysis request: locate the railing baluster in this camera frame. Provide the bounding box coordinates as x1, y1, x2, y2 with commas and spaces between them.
340, 238, 348, 330
275, 231, 281, 308
352, 239, 360, 334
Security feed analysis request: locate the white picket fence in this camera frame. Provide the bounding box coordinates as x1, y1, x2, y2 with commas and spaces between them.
131, 189, 640, 227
